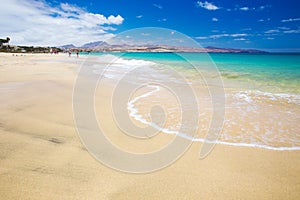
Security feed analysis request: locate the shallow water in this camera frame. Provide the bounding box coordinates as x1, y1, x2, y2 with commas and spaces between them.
89, 52, 300, 151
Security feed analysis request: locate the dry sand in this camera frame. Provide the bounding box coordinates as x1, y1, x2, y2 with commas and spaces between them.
0, 53, 299, 199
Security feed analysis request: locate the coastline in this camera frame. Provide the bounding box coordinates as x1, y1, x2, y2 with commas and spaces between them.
0, 53, 299, 199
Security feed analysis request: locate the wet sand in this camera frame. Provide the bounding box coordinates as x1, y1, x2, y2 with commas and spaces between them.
0, 53, 299, 199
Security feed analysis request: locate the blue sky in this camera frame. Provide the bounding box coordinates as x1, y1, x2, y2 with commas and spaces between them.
1, 0, 300, 51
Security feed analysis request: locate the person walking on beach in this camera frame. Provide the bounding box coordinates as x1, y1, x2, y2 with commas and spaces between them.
68, 51, 71, 57
76, 51, 79, 58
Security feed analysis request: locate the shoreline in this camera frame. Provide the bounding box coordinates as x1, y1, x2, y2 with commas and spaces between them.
127, 84, 300, 151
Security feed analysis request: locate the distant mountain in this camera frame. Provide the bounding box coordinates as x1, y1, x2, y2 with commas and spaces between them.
60, 44, 76, 48
59, 42, 267, 53
80, 41, 109, 48
86, 44, 267, 53
205, 46, 266, 53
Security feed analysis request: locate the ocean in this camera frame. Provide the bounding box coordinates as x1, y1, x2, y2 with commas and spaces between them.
84, 52, 300, 151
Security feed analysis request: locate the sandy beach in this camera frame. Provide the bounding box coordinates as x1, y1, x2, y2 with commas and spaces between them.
0, 53, 299, 199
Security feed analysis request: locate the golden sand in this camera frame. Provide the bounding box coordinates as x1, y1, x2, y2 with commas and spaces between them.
0, 53, 299, 199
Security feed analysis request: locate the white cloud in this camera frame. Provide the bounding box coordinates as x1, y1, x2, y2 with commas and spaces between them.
258, 18, 271, 22
258, 5, 271, 11
153, 4, 163, 9
265, 37, 274, 40
240, 7, 249, 11
158, 18, 167, 22
196, 1, 220, 10
196, 36, 208, 40
265, 29, 280, 34
136, 15, 143, 19
278, 27, 290, 30
217, 4, 270, 12
196, 33, 248, 40
208, 34, 225, 39
281, 18, 300, 23
283, 29, 300, 34
108, 15, 124, 25
60, 3, 83, 13
0, 0, 124, 46
228, 34, 248, 37
263, 28, 300, 35
234, 38, 247, 41
212, 17, 218, 22
230, 5, 270, 12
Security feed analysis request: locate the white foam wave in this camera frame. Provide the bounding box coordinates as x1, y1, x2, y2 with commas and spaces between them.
233, 90, 300, 105
92, 54, 157, 80
95, 54, 156, 67
127, 86, 300, 151
196, 139, 300, 151
127, 85, 161, 124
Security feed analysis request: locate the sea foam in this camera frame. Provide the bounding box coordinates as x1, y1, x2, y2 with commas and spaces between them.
92, 54, 156, 80
233, 90, 300, 105
127, 85, 300, 151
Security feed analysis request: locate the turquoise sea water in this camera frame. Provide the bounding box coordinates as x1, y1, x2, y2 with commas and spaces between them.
85, 52, 300, 150
84, 52, 300, 94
